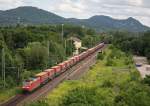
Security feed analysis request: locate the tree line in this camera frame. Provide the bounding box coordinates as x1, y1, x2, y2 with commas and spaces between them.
102, 31, 150, 63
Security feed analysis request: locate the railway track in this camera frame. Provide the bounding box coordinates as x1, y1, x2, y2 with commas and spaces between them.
1, 45, 106, 106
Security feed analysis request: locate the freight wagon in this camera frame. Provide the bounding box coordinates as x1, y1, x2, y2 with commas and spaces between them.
22, 43, 104, 92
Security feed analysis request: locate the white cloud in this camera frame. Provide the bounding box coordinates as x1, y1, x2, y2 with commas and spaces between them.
128, 0, 143, 6
57, 0, 85, 14
0, 0, 23, 9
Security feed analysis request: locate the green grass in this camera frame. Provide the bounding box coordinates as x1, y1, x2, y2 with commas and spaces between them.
27, 46, 150, 106
0, 68, 42, 104
0, 87, 18, 104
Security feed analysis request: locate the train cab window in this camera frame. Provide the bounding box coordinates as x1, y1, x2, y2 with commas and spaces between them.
23, 77, 37, 86
23, 81, 31, 86
29, 77, 37, 81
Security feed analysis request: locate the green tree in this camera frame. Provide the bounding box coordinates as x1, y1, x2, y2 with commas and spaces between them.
23, 42, 48, 69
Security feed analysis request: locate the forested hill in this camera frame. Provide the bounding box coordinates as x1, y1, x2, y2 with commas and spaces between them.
0, 6, 149, 32
81, 16, 150, 32
0, 6, 65, 25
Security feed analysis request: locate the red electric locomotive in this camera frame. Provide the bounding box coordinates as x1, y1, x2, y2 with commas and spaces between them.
22, 77, 41, 92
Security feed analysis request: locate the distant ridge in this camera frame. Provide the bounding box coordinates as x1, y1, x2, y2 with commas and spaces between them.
0, 6, 65, 25
0, 6, 149, 32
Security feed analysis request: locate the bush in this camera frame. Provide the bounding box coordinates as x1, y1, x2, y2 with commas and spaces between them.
106, 57, 113, 66
97, 52, 104, 60
114, 82, 150, 106
142, 75, 150, 86
102, 80, 113, 88
61, 86, 113, 106
27, 100, 49, 106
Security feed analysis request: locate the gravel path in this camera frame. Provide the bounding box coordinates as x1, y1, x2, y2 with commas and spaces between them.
133, 56, 150, 78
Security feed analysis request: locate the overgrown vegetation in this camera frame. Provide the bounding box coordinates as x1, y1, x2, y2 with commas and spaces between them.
0, 25, 101, 102
1, 25, 150, 104
107, 31, 150, 63
143, 75, 150, 86
28, 46, 150, 106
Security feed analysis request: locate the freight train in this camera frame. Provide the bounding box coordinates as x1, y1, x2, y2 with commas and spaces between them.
22, 43, 104, 92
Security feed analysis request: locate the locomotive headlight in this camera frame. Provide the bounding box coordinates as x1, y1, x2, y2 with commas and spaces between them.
26, 86, 30, 89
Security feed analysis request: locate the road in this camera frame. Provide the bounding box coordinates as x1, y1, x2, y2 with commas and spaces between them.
133, 56, 150, 78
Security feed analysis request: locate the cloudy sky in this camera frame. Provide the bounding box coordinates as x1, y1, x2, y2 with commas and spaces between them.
0, 0, 150, 26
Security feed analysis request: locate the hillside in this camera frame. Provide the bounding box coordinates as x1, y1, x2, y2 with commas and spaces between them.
0, 6, 65, 25
0, 6, 149, 32
81, 16, 149, 32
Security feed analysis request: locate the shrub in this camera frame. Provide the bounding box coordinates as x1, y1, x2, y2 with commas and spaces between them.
102, 80, 113, 88
142, 75, 150, 86
106, 57, 113, 66
97, 52, 104, 60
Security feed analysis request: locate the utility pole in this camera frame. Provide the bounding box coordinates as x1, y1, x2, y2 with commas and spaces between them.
61, 24, 66, 60
17, 17, 21, 26
7, 66, 21, 85
71, 40, 73, 56
17, 66, 21, 85
61, 24, 64, 42
65, 40, 67, 58
2, 48, 5, 88
17, 67, 19, 83
47, 41, 50, 68
91, 37, 92, 47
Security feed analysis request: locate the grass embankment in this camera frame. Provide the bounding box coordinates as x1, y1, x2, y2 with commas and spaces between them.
0, 88, 19, 104
0, 69, 41, 104
28, 46, 150, 106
